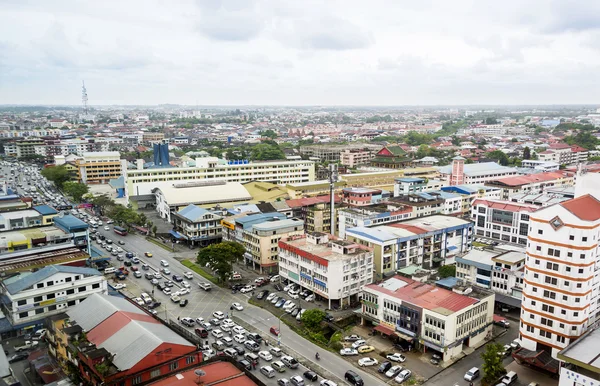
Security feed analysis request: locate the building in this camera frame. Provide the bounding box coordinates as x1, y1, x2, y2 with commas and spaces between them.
0, 205, 58, 231
341, 187, 391, 207
485, 171, 574, 200
242, 218, 304, 273
509, 192, 571, 207
520, 194, 600, 358
360, 276, 494, 361
300, 144, 380, 163
557, 327, 600, 386
538, 143, 589, 165
394, 178, 446, 197
48, 294, 202, 386
438, 159, 518, 185
346, 215, 473, 279
521, 160, 560, 172
286, 195, 342, 234
370, 145, 412, 169
142, 132, 165, 144
337, 204, 414, 238
340, 149, 376, 167
278, 232, 374, 308
0, 266, 107, 333
471, 199, 540, 246
171, 204, 223, 247
441, 184, 503, 215
126, 158, 315, 199
65, 152, 126, 184
153, 181, 252, 222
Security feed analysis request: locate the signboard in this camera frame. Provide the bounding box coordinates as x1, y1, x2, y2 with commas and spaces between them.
40, 299, 56, 307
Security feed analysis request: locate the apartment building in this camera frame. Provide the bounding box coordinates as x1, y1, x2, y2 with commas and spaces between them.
126, 158, 315, 198
360, 276, 494, 361
300, 144, 380, 162
441, 184, 503, 215
0, 266, 107, 333
242, 218, 304, 273
538, 143, 589, 165
521, 160, 560, 172
142, 132, 165, 144
394, 178, 446, 197
338, 204, 414, 238
520, 194, 600, 358
341, 187, 391, 207
485, 172, 574, 200
346, 215, 473, 279
471, 199, 540, 246
59, 151, 126, 184
278, 232, 374, 308
171, 204, 223, 247
340, 149, 376, 167
438, 159, 518, 185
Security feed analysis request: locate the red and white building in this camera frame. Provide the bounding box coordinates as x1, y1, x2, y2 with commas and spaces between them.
485, 172, 574, 200
519, 194, 600, 358
538, 143, 589, 165
341, 187, 390, 207
471, 199, 540, 246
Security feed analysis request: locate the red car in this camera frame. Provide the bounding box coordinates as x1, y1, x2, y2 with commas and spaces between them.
270, 326, 280, 336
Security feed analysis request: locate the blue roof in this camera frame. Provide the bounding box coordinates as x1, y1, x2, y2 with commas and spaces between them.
236, 212, 286, 229
4, 266, 102, 295
436, 276, 459, 289
177, 204, 208, 222
54, 214, 88, 231
395, 178, 425, 183
33, 205, 58, 216
109, 175, 125, 189
346, 226, 397, 243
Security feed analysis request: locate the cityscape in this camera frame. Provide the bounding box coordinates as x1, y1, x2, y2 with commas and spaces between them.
1, 2, 600, 386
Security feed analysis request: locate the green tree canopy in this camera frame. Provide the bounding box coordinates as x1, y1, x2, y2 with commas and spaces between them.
523, 146, 531, 160
41, 165, 71, 189
403, 132, 434, 146
196, 241, 246, 282
481, 343, 506, 383
438, 265, 456, 279
62, 182, 89, 202
485, 117, 498, 124
487, 150, 510, 166
301, 309, 326, 331
261, 129, 278, 139
564, 131, 599, 150
250, 143, 286, 161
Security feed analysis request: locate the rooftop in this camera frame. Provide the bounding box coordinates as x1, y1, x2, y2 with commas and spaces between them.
472, 199, 540, 213
487, 171, 569, 187
147, 359, 260, 386
153, 182, 252, 206
286, 195, 341, 208
558, 327, 600, 373
279, 234, 372, 261
252, 218, 303, 232
4, 265, 102, 295
366, 276, 481, 315
177, 204, 209, 222
33, 205, 58, 216
438, 162, 517, 177
560, 194, 600, 222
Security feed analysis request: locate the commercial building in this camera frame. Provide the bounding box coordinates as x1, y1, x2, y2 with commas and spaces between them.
521, 160, 560, 172
346, 215, 473, 279
338, 204, 414, 239
557, 327, 600, 386
0, 265, 107, 333
341, 187, 391, 207
394, 178, 446, 197
485, 171, 574, 200
171, 204, 223, 247
520, 194, 600, 358
58, 152, 126, 184
0, 205, 58, 231
0, 244, 91, 275
142, 132, 165, 144
278, 232, 374, 308
538, 143, 589, 165
286, 195, 342, 234
300, 144, 380, 163
360, 276, 494, 361
441, 184, 504, 215
242, 218, 304, 273
438, 158, 518, 185
48, 294, 202, 386
471, 199, 540, 246
126, 158, 315, 199
340, 148, 376, 167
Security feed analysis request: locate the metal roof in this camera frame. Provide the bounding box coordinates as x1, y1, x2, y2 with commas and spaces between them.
438, 162, 517, 177
54, 214, 88, 231
67, 294, 144, 331
33, 205, 58, 216
4, 265, 102, 295
177, 204, 209, 222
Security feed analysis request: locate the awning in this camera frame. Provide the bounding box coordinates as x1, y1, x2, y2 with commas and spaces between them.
447, 245, 458, 251
169, 230, 186, 239
374, 324, 395, 336
395, 330, 416, 342
494, 293, 521, 308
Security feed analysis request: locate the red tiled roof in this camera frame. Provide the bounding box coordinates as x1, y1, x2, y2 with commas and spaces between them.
560, 194, 600, 221
87, 311, 159, 345
488, 171, 568, 187
148, 361, 258, 386
549, 143, 571, 149
570, 145, 587, 152
472, 199, 539, 213
285, 195, 341, 208
366, 276, 477, 313
388, 223, 428, 234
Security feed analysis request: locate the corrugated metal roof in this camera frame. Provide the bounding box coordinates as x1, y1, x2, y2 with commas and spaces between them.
67, 294, 144, 331
33, 205, 58, 216
4, 266, 102, 295
177, 204, 208, 222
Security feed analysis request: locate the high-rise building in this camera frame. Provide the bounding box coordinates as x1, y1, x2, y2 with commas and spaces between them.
520, 194, 600, 358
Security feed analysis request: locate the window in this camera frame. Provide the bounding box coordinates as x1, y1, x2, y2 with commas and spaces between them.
33, 296, 42, 302
92, 283, 100, 289
538, 230, 543, 235
542, 304, 554, 313
543, 290, 556, 300
546, 262, 559, 271
568, 252, 573, 257
47, 293, 55, 299
547, 248, 560, 257
577, 283, 582, 288
536, 246, 541, 251
150, 369, 161, 378
46, 280, 54, 286
564, 281, 570, 286
67, 300, 76, 306
566, 267, 571, 272
78, 286, 86, 293
48, 305, 57, 311
18, 312, 29, 319
36, 283, 43, 289
66, 289, 74, 295
186, 356, 196, 365
579, 269, 584, 274
35, 308, 44, 315
574, 312, 579, 317
65, 277, 72, 283
17, 300, 26, 306
539, 330, 552, 338
132, 375, 142, 385
580, 254, 586, 259
169, 362, 179, 371
583, 237, 588, 242
544, 276, 557, 285
570, 235, 574, 240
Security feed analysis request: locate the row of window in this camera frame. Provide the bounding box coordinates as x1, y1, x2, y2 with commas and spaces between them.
130, 357, 196, 385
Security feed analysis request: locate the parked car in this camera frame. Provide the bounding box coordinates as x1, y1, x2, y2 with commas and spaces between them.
351, 340, 367, 349
394, 369, 412, 384
344, 334, 361, 342
270, 326, 280, 336
358, 357, 378, 367
357, 345, 374, 354
339, 348, 358, 356
386, 353, 406, 362
378, 361, 392, 373
385, 365, 402, 378
303, 371, 318, 381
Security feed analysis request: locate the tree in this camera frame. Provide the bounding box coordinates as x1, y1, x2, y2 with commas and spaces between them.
481, 343, 506, 383
196, 241, 246, 282
41, 165, 71, 189
62, 182, 89, 202
261, 129, 278, 139
88, 194, 116, 215
151, 225, 157, 236
487, 150, 509, 166
564, 131, 599, 150
523, 146, 531, 160
438, 265, 456, 279
301, 309, 326, 331
250, 144, 286, 161
484, 117, 498, 125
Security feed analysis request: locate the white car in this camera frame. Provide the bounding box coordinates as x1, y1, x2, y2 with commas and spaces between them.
221, 337, 233, 346
240, 285, 255, 293
232, 302, 244, 311
104, 226, 110, 231
181, 281, 191, 288
358, 357, 378, 367
213, 311, 225, 320
386, 366, 403, 378
133, 297, 144, 306
386, 353, 406, 363
113, 283, 126, 290
174, 288, 190, 296
282, 300, 294, 309
232, 325, 246, 335
233, 334, 246, 343
211, 329, 223, 339
163, 288, 172, 295
288, 292, 299, 299
394, 369, 412, 383
170, 295, 181, 303
258, 350, 273, 361
266, 293, 277, 302
351, 339, 367, 349
195, 317, 205, 324
339, 348, 358, 356
222, 319, 235, 328
284, 284, 293, 292
254, 277, 265, 284
320, 380, 337, 386
183, 271, 193, 280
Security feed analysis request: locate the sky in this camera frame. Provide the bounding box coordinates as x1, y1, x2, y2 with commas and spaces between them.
1, 0, 599, 106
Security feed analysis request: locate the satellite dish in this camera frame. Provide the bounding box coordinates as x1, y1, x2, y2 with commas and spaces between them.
194, 370, 206, 377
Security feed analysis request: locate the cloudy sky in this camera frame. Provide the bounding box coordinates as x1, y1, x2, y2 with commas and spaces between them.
1, 0, 599, 106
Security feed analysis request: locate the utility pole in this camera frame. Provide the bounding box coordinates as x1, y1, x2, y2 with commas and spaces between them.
328, 164, 338, 235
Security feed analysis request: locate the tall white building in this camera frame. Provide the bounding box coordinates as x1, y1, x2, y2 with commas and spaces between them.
520, 194, 600, 358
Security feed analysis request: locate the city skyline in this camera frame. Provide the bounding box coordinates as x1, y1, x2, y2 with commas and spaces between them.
1, 0, 599, 106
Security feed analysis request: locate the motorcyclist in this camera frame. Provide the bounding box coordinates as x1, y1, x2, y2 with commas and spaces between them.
315, 352, 320, 360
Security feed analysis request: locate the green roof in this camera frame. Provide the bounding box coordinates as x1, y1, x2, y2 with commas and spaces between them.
386, 146, 406, 156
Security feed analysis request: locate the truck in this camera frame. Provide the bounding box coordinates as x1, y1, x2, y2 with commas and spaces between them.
14, 341, 39, 352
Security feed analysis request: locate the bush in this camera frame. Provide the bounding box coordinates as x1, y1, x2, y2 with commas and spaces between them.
330, 341, 343, 351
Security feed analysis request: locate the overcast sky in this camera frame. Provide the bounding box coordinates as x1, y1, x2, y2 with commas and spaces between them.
1, 0, 599, 106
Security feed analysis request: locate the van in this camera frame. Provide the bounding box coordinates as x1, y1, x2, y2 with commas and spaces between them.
247, 332, 262, 342
140, 293, 152, 304
501, 371, 519, 385
270, 275, 281, 283
269, 347, 283, 357
464, 367, 480, 382
260, 366, 276, 378
104, 267, 116, 274
244, 353, 259, 363
160, 260, 169, 267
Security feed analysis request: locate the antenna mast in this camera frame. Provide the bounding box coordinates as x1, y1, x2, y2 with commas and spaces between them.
82, 81, 89, 114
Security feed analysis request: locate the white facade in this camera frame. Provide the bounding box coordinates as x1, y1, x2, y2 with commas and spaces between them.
278, 233, 373, 308
521, 160, 560, 172
471, 199, 539, 246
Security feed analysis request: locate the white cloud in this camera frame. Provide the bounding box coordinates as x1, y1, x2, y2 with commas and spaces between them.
0, 0, 599, 105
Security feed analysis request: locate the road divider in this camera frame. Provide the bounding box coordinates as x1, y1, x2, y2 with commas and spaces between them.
181, 260, 220, 285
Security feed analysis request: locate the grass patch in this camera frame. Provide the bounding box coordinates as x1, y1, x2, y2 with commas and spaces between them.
181, 260, 220, 285
145, 237, 175, 252
472, 241, 490, 248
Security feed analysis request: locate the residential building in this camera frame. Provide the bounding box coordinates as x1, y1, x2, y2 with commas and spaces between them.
346, 215, 473, 279
441, 184, 504, 215
557, 327, 600, 386
438, 159, 518, 185
171, 204, 223, 247
386, 193, 445, 218
394, 178, 446, 196
278, 232, 374, 308
47, 294, 202, 386
338, 204, 414, 238
520, 194, 600, 358
0, 266, 107, 333
370, 145, 412, 169
521, 160, 560, 172
242, 218, 304, 273
538, 143, 589, 165
286, 195, 343, 233
471, 199, 540, 246
341, 187, 390, 207
360, 276, 494, 361
340, 149, 376, 167
485, 171, 574, 200
300, 144, 380, 162
126, 158, 315, 199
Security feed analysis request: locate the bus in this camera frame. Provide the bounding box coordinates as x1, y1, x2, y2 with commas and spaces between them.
113, 226, 128, 236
